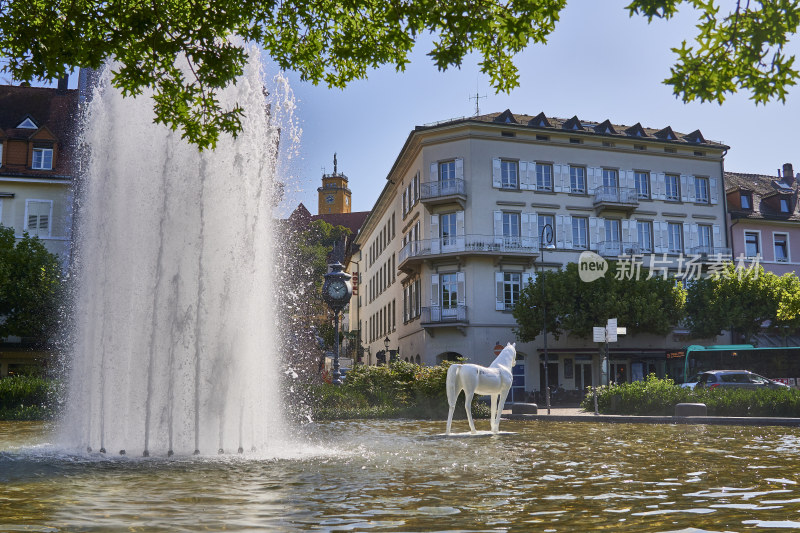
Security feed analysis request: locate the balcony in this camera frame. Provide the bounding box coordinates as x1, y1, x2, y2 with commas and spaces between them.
596, 241, 642, 258
421, 305, 468, 335
398, 234, 540, 273
420, 179, 467, 209
688, 246, 733, 261
593, 186, 639, 214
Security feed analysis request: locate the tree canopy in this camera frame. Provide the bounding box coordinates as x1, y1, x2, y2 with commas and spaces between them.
1, 0, 797, 148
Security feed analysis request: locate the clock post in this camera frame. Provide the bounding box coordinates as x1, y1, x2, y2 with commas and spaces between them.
322, 261, 353, 386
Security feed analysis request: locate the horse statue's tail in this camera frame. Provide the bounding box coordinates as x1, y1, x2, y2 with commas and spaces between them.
446, 364, 461, 407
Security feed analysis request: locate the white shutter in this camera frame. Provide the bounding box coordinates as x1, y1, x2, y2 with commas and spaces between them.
554, 164, 563, 193
690, 223, 699, 250
656, 221, 666, 253
650, 172, 659, 199
522, 272, 532, 287
710, 177, 719, 204
563, 215, 573, 249
492, 158, 502, 188
556, 214, 566, 248
457, 271, 466, 307
402, 189, 407, 216
622, 219, 631, 243
589, 167, 600, 193
430, 162, 438, 182
455, 158, 464, 181
656, 173, 666, 200
680, 174, 688, 202
712, 224, 721, 249
589, 217, 600, 251
414, 172, 420, 202
682, 223, 690, 253
520, 161, 530, 190
430, 214, 440, 254
430, 274, 440, 321
456, 210, 465, 249
521, 213, 533, 247
496, 272, 505, 310
687, 175, 696, 202
493, 210, 503, 244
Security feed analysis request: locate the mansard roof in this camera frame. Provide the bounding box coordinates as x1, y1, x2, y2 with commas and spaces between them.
725, 171, 800, 221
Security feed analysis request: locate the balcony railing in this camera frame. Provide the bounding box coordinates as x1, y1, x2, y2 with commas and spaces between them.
420, 179, 465, 199
597, 241, 642, 257
399, 234, 540, 264
688, 246, 732, 259
421, 305, 468, 324
593, 186, 639, 206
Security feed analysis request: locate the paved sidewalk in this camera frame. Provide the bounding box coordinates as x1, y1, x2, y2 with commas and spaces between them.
502, 406, 800, 427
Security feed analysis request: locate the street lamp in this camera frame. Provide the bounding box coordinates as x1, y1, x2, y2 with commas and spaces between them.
384, 336, 390, 352
540, 223, 555, 415
322, 261, 353, 385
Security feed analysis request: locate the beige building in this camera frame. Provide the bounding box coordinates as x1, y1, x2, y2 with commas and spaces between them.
349, 110, 728, 400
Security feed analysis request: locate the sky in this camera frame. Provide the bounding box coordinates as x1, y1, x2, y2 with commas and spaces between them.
276, 0, 800, 216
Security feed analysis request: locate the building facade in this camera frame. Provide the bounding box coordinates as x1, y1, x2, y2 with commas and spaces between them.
725, 163, 800, 276
349, 110, 728, 399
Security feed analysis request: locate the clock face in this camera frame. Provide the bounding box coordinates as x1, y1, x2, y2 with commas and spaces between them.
328, 280, 347, 300
325, 194, 335, 204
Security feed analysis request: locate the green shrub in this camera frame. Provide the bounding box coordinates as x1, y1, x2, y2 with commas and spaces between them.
0, 376, 60, 420
581, 374, 800, 417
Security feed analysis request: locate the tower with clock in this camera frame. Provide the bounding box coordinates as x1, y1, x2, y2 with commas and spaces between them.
317, 153, 353, 215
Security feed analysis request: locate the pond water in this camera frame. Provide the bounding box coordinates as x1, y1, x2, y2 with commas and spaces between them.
2, 419, 800, 532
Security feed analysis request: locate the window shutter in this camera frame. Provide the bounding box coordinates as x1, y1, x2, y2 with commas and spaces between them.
414, 172, 420, 202
553, 164, 563, 193
682, 223, 690, 253
712, 225, 721, 249
456, 210, 465, 249
402, 190, 407, 215
496, 272, 505, 310
655, 173, 665, 200
655, 221, 666, 253
710, 177, 719, 204
589, 217, 599, 251
690, 223, 699, 250
492, 158, 502, 188
520, 161, 530, 190
650, 172, 659, 199
556, 214, 566, 248
493, 210, 503, 244
687, 175, 696, 202
455, 158, 464, 181
563, 215, 573, 249
457, 271, 466, 306
521, 213, 533, 247
430, 162, 437, 182
680, 174, 688, 202
522, 272, 532, 287
430, 214, 439, 254
430, 273, 439, 306
622, 219, 631, 244
588, 167, 600, 193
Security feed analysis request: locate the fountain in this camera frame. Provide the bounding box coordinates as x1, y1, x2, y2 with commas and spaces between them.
59, 47, 290, 457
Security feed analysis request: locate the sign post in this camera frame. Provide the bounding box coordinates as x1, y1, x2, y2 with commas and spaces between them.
592, 318, 626, 415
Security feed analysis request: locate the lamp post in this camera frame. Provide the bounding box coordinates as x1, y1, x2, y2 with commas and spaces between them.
322, 261, 353, 385
540, 223, 555, 415
384, 336, 391, 363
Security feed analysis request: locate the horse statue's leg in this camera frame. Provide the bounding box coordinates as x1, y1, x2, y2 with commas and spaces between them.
445, 364, 460, 435
490, 394, 498, 433
464, 389, 477, 434
495, 385, 511, 433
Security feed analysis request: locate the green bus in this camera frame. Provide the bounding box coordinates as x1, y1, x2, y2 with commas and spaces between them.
683, 344, 800, 386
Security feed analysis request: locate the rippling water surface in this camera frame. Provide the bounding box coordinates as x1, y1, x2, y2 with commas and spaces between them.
2, 419, 800, 532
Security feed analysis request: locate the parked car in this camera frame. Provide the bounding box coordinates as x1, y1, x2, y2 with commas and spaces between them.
680, 373, 702, 389
695, 370, 790, 390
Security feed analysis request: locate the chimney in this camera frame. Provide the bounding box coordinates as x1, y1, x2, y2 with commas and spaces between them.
784, 163, 795, 185
57, 75, 69, 92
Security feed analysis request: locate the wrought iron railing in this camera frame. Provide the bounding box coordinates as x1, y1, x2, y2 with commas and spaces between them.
399, 234, 540, 263
420, 179, 465, 199
593, 186, 639, 205
596, 241, 642, 257
688, 246, 732, 258
421, 305, 468, 323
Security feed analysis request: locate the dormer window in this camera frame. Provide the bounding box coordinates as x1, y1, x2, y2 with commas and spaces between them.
17, 117, 38, 129
780, 197, 791, 213
32, 148, 53, 170
740, 192, 752, 210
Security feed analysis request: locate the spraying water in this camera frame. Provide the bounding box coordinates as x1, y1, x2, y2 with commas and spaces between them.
61, 48, 291, 457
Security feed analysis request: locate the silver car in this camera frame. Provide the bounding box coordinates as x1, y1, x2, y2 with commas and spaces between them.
695, 370, 790, 390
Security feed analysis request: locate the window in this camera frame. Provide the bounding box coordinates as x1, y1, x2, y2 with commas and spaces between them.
32, 148, 53, 170
569, 137, 582, 144
634, 171, 649, 199
25, 200, 52, 237
503, 212, 521, 246
697, 225, 712, 249
602, 141, 615, 147
604, 219, 620, 242
668, 222, 683, 253
440, 213, 457, 247
501, 160, 518, 189
535, 163, 553, 191
695, 177, 709, 204
633, 144, 646, 151
665, 174, 680, 201
439, 160, 456, 182
741, 192, 752, 210
780, 197, 791, 213
572, 217, 588, 249
441, 273, 459, 314
536, 134, 550, 141
570, 166, 586, 194
538, 214, 555, 243
637, 221, 653, 253
503, 273, 521, 309
745, 232, 760, 258
602, 169, 618, 189
774, 234, 789, 262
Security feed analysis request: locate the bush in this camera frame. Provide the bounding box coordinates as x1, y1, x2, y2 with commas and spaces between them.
305, 361, 491, 420
0, 375, 60, 420
581, 374, 800, 417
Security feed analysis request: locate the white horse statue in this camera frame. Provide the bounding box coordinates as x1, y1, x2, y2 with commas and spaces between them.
445, 342, 516, 435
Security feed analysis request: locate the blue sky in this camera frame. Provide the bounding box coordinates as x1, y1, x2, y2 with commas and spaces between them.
278, 0, 800, 215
